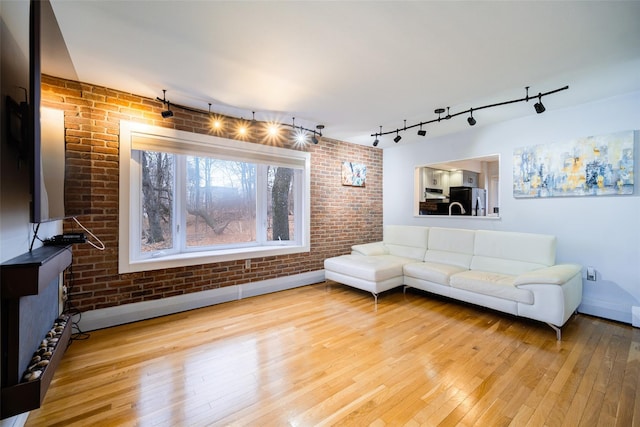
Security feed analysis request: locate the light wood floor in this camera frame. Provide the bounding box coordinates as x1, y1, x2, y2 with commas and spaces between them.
26, 282, 639, 426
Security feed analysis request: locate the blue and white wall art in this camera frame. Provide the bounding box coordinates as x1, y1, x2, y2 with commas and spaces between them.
513, 130, 634, 198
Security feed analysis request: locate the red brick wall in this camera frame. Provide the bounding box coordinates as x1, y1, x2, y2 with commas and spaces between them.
41, 76, 383, 312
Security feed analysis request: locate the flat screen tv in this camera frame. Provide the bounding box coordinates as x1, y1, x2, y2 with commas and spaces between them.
29, 0, 90, 223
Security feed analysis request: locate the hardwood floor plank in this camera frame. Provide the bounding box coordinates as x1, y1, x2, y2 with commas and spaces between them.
24, 283, 639, 426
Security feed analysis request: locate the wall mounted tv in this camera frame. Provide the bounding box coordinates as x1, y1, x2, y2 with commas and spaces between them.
28, 0, 91, 223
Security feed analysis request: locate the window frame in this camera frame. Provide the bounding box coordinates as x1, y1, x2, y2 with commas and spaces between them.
119, 121, 311, 274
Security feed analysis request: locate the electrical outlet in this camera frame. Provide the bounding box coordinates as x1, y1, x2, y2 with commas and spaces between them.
245, 259, 251, 270
586, 266, 596, 281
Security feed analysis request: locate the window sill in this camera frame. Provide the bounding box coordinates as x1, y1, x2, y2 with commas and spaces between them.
119, 244, 309, 274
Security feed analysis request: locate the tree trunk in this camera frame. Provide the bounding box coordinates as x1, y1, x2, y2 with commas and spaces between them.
142, 152, 165, 243
272, 167, 292, 240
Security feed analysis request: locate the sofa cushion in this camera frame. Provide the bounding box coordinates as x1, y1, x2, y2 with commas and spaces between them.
403, 261, 467, 286
423, 227, 475, 268
324, 254, 410, 282
383, 225, 429, 260
351, 242, 387, 256
513, 263, 582, 285
470, 230, 556, 275
450, 270, 534, 304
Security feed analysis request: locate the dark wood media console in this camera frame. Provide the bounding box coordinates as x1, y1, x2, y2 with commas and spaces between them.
1, 245, 73, 419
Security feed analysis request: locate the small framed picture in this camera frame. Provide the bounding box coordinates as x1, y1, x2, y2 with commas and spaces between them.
342, 162, 366, 187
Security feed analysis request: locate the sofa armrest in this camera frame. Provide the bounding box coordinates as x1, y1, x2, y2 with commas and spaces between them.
514, 263, 582, 286
351, 242, 387, 256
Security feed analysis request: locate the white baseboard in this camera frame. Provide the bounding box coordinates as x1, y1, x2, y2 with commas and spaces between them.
78, 270, 326, 331
578, 297, 633, 324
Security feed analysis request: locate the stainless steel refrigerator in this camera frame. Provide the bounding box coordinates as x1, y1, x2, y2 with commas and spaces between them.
449, 186, 486, 216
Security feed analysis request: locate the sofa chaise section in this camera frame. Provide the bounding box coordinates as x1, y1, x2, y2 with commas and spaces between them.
324, 225, 428, 302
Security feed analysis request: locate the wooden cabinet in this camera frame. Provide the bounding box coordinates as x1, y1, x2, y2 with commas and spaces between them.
1, 245, 72, 419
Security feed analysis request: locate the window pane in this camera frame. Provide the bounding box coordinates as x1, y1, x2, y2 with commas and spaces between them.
140, 151, 175, 252
186, 157, 256, 247
268, 166, 295, 241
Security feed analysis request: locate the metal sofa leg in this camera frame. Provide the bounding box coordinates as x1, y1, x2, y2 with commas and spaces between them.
546, 322, 562, 341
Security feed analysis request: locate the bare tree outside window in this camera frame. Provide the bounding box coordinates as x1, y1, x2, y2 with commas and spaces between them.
141, 151, 174, 252
186, 157, 256, 247
268, 166, 294, 241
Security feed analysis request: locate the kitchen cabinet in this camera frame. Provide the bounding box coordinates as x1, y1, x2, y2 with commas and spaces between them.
449, 170, 478, 188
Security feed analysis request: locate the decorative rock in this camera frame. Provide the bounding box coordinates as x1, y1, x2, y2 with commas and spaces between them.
23, 370, 42, 382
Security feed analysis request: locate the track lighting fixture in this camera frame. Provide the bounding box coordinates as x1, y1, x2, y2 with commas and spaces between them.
311, 125, 324, 144
267, 123, 279, 136
158, 89, 173, 118
534, 94, 546, 114
156, 90, 325, 144
370, 85, 568, 144
372, 126, 382, 147
161, 104, 173, 118
467, 108, 476, 126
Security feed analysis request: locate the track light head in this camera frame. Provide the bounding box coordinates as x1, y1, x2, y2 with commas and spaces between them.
534, 95, 546, 114
467, 109, 476, 126
311, 135, 319, 144
394, 132, 401, 143
373, 126, 382, 146
417, 124, 426, 136
161, 103, 174, 118
159, 90, 173, 118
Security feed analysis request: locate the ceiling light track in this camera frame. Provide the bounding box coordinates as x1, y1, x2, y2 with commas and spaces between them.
370, 85, 569, 145
156, 90, 325, 143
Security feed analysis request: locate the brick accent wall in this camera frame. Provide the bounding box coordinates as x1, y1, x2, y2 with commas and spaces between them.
41, 76, 383, 313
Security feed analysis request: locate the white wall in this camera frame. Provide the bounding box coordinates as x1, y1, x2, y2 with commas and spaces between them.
383, 90, 640, 324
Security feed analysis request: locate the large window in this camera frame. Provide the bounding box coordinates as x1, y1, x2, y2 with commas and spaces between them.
119, 122, 310, 274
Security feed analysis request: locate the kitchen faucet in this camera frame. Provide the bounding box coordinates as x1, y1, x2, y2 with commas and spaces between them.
449, 202, 466, 215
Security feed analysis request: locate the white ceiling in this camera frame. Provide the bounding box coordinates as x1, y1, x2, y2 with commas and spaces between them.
48, 0, 640, 148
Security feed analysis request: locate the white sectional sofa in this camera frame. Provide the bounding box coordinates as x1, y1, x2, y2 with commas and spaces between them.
324, 225, 583, 339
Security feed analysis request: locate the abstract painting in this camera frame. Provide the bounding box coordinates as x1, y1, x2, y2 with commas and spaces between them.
342, 162, 366, 187
513, 130, 634, 198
